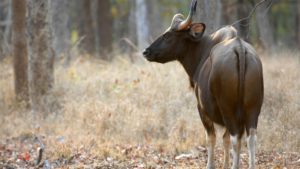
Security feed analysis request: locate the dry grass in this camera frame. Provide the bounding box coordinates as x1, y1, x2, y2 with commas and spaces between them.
0, 51, 299, 159
259, 51, 300, 152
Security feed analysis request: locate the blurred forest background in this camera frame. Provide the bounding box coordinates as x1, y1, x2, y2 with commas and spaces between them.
0, 0, 300, 168
0, 0, 299, 60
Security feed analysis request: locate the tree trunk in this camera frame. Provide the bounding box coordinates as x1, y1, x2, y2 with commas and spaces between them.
51, 0, 70, 58
0, 0, 12, 58
12, 0, 29, 104
146, 0, 162, 40
28, 0, 55, 112
0, 31, 3, 59
221, 0, 237, 25
136, 0, 150, 51
128, 1, 137, 46
0, 1, 5, 59
298, 0, 300, 47
3, 0, 12, 56
194, 0, 222, 34
97, 0, 113, 60
255, 0, 275, 52
121, 0, 138, 59
91, 0, 100, 58
237, 0, 252, 42
79, 0, 95, 55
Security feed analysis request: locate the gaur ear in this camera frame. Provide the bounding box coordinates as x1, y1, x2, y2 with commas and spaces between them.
189, 23, 205, 40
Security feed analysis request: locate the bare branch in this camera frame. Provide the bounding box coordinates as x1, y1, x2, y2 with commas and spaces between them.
36, 147, 44, 166
231, 0, 272, 27
119, 38, 139, 52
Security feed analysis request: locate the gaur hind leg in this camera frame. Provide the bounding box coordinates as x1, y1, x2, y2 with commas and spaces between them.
197, 105, 216, 169
230, 133, 242, 169
218, 104, 244, 169
224, 120, 243, 169
223, 130, 230, 169
246, 128, 257, 169
246, 110, 260, 169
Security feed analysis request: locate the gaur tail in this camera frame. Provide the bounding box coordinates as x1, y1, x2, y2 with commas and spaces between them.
234, 38, 246, 128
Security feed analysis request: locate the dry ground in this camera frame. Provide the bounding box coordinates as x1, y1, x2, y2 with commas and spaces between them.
0, 51, 300, 168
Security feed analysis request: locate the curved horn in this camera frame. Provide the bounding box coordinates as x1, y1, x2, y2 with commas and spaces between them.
177, 0, 197, 30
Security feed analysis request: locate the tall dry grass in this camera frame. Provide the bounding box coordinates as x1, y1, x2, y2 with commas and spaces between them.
259, 51, 300, 152
0, 51, 299, 157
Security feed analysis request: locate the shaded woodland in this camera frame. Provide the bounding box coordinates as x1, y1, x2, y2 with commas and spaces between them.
1, 0, 299, 58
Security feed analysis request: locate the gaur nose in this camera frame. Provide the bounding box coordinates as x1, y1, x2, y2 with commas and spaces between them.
143, 48, 151, 56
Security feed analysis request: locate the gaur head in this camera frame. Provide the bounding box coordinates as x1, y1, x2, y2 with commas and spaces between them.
143, 0, 206, 63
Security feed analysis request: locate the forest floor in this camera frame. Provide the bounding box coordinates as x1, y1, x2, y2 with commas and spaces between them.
1, 135, 300, 169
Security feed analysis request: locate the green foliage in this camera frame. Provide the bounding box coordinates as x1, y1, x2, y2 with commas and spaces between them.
270, 1, 298, 44
110, 0, 130, 19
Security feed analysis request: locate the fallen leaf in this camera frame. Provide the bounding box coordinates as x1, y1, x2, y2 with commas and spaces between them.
24, 152, 30, 161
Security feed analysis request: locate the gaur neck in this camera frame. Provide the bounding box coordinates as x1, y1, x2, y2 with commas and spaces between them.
178, 35, 217, 83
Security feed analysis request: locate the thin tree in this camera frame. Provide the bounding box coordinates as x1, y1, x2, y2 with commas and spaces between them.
194, 0, 222, 34
146, 0, 163, 39
121, 0, 138, 58
51, 0, 70, 57
221, 0, 237, 25
12, 0, 29, 104
0, 0, 12, 58
255, 0, 274, 52
236, 0, 252, 41
298, 0, 300, 47
136, 0, 150, 51
4, 0, 12, 56
79, 0, 95, 55
28, 0, 55, 112
128, 0, 137, 47
97, 0, 113, 60
0, 0, 7, 58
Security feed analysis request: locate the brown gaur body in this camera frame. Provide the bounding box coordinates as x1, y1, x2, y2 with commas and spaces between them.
143, 0, 263, 168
